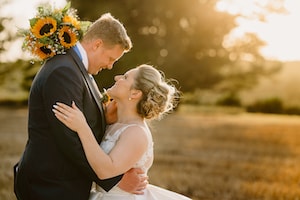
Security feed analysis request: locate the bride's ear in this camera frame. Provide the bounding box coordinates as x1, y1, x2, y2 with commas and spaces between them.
130, 89, 142, 100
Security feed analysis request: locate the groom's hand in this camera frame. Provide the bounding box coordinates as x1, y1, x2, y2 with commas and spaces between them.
104, 100, 118, 124
118, 168, 148, 194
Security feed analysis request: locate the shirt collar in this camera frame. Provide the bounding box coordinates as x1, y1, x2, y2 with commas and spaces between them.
75, 42, 89, 71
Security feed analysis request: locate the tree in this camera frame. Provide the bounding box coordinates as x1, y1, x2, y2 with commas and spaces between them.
0, 0, 285, 105
0, 0, 39, 104
0, 60, 40, 104
72, 0, 282, 93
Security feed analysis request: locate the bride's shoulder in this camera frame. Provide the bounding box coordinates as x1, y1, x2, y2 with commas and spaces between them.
120, 124, 150, 144
122, 124, 148, 136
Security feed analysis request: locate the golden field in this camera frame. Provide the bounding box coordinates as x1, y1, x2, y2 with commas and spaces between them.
2, 105, 300, 200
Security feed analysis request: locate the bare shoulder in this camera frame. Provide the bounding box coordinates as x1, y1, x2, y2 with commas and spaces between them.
119, 125, 149, 145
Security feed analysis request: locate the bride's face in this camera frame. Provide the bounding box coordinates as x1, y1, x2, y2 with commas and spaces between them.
107, 68, 138, 100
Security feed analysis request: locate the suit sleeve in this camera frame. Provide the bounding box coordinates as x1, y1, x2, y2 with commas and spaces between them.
43, 66, 122, 191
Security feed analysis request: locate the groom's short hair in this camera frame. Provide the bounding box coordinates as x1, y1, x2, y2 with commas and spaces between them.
82, 13, 132, 52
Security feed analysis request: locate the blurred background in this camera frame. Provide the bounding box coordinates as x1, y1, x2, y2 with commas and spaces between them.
1, 0, 300, 110
1, 0, 300, 199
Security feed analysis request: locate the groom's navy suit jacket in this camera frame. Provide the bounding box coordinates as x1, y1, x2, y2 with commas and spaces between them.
14, 48, 122, 200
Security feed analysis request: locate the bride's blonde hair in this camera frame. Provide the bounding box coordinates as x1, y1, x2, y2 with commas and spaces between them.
132, 64, 179, 120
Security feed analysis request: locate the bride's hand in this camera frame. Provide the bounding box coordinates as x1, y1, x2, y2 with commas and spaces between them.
52, 101, 87, 132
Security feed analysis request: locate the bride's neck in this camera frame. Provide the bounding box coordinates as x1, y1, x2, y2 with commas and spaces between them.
117, 103, 143, 124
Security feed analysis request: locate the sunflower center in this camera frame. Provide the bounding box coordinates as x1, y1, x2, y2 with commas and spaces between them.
40, 24, 54, 36
63, 32, 71, 43
40, 46, 52, 55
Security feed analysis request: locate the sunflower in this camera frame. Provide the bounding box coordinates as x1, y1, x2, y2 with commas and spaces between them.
20, 2, 87, 61
58, 26, 78, 48
31, 17, 57, 38
33, 42, 56, 60
63, 15, 80, 29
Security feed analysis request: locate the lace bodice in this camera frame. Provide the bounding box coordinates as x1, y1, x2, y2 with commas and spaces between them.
100, 123, 154, 173
90, 123, 192, 200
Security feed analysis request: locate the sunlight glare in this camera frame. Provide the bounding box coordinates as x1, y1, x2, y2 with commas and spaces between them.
216, 0, 269, 17
216, 0, 300, 61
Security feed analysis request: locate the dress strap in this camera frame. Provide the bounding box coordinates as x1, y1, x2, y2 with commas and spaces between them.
118, 124, 141, 134
114, 124, 148, 138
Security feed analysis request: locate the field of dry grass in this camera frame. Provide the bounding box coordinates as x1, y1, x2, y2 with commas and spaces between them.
2, 105, 300, 200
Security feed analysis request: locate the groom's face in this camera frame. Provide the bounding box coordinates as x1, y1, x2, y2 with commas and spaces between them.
88, 40, 124, 75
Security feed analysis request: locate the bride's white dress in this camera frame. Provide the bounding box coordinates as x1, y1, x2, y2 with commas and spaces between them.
89, 123, 191, 200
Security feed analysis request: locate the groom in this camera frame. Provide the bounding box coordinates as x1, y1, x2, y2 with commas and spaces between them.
14, 13, 146, 200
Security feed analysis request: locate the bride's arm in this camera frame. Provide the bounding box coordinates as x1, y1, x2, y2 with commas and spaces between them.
52, 101, 148, 179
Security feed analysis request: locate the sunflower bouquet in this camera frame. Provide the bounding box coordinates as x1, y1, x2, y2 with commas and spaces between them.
19, 2, 90, 61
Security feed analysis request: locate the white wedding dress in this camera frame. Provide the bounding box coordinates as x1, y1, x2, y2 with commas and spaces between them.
89, 123, 192, 200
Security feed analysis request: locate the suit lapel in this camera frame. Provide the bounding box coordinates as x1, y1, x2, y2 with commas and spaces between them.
69, 48, 106, 135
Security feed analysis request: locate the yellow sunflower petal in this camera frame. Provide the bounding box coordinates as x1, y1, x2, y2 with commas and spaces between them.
63, 15, 80, 29
33, 42, 56, 60
31, 17, 57, 38
58, 26, 78, 48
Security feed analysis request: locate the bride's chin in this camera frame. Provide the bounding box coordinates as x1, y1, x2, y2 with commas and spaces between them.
106, 89, 113, 96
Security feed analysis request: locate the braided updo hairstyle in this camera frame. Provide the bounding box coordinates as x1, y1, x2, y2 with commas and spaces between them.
132, 64, 179, 120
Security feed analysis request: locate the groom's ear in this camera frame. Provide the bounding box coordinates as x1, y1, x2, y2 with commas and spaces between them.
93, 39, 103, 49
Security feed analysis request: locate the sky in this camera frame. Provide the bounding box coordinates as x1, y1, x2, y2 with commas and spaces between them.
1, 0, 300, 62
0, 0, 66, 62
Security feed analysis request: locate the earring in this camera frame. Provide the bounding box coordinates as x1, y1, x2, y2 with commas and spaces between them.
128, 97, 132, 101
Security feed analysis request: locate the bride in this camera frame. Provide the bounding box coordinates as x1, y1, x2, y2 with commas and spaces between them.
52, 64, 192, 200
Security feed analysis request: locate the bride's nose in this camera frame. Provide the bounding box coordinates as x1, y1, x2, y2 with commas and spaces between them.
114, 75, 121, 82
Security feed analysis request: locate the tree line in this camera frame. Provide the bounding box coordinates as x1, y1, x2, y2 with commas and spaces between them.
0, 0, 283, 104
